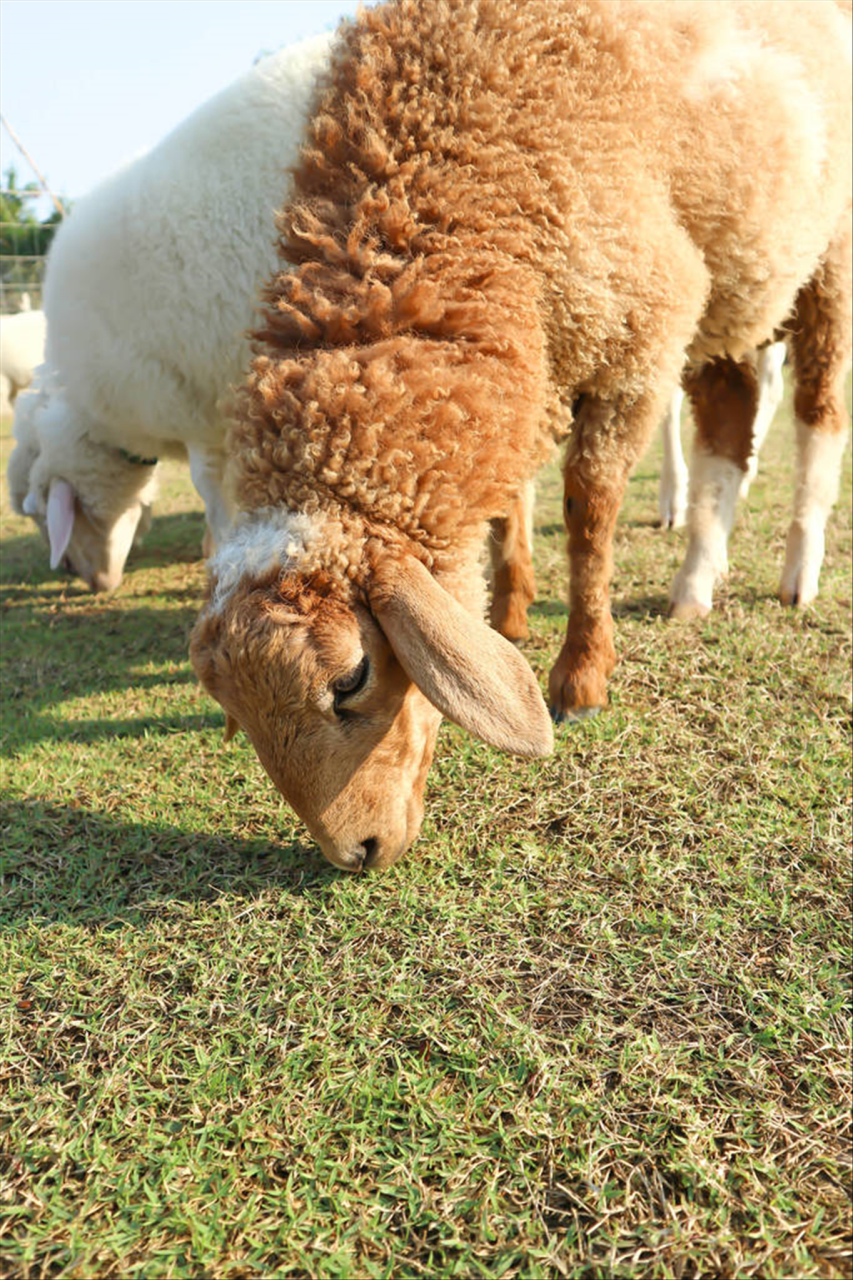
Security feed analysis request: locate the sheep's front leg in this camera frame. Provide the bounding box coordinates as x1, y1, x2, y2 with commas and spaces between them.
548, 472, 625, 720
187, 444, 232, 556
489, 481, 536, 643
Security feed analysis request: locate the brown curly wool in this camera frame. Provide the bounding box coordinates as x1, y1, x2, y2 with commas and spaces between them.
228, 0, 672, 581
229, 0, 850, 605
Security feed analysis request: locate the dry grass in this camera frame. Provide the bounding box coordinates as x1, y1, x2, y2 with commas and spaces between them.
1, 375, 851, 1279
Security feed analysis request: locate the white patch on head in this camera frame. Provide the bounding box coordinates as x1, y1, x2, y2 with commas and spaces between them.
206, 507, 322, 614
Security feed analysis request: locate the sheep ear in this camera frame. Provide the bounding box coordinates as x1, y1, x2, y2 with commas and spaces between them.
46, 478, 76, 569
369, 555, 553, 757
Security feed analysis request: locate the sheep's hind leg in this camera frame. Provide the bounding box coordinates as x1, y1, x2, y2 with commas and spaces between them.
489, 480, 536, 643
658, 386, 688, 529
779, 240, 851, 607
739, 341, 786, 499
669, 358, 758, 619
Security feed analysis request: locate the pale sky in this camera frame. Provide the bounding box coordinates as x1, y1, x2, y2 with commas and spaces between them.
0, 1, 363, 213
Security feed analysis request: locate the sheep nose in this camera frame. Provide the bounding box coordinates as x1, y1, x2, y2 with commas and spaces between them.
361, 837, 379, 868
90, 569, 122, 593
337, 837, 378, 872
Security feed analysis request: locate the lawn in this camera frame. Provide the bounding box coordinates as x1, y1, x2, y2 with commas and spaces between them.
1, 380, 851, 1279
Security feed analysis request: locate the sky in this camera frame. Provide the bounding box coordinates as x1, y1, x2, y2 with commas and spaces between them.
0, 1, 362, 215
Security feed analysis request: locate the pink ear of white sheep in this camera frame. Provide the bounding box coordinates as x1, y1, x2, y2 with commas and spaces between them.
46, 478, 76, 569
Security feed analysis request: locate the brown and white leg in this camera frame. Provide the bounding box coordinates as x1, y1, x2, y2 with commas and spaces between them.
780, 242, 851, 606
740, 341, 786, 499
489, 479, 536, 643
658, 386, 689, 530
669, 359, 758, 619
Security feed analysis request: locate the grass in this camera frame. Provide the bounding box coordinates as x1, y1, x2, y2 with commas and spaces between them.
1, 378, 851, 1279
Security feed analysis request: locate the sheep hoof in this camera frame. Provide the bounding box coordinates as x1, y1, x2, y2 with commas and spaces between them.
668, 599, 711, 621
550, 704, 601, 725
658, 508, 686, 531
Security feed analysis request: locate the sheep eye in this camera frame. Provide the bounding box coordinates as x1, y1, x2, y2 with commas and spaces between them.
332, 656, 369, 710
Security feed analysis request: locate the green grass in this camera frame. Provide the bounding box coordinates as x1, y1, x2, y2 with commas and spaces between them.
1, 380, 851, 1279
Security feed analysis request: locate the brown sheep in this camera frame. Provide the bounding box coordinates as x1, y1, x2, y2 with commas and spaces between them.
191, 0, 852, 871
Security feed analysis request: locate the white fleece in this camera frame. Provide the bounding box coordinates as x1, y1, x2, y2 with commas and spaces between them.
8, 29, 336, 574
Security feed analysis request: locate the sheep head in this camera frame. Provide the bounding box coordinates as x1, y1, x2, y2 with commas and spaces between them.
8, 387, 157, 592
190, 547, 553, 872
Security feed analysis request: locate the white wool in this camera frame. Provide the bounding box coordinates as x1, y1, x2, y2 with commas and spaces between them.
207, 508, 323, 614
0, 311, 46, 412
670, 450, 743, 614
7, 28, 337, 579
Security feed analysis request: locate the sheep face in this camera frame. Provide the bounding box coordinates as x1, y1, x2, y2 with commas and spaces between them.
191, 553, 553, 871
190, 573, 443, 871
10, 391, 159, 591
20, 476, 148, 592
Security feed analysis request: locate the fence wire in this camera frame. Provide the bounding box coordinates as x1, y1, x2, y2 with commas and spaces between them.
0, 189, 65, 314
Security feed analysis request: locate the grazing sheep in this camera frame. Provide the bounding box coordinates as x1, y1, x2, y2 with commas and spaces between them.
191, 0, 852, 871
6, 30, 334, 591
0, 309, 46, 417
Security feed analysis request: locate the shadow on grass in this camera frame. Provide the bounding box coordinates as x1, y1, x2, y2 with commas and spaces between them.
611, 593, 670, 619
531, 593, 669, 622
124, 510, 207, 570
2, 596, 206, 755
0, 798, 341, 929
3, 711, 224, 752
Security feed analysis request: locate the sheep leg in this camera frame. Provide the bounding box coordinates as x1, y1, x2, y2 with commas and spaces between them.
550, 375, 693, 716
187, 444, 232, 555
739, 341, 786, 499
658, 387, 688, 529
548, 471, 625, 720
780, 236, 851, 606
668, 358, 759, 619
488, 480, 536, 643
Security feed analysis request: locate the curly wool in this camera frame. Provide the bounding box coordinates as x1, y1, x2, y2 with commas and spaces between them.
228, 0, 851, 592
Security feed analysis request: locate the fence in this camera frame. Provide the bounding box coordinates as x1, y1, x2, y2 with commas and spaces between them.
1, 115, 67, 314
0, 189, 53, 313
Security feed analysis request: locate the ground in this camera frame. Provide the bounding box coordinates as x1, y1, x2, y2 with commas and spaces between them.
1, 377, 851, 1280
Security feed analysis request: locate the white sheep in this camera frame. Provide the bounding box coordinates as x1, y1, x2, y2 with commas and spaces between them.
0, 309, 46, 417
7, 30, 334, 590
